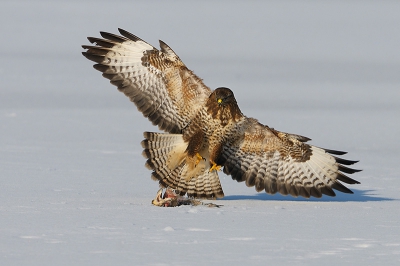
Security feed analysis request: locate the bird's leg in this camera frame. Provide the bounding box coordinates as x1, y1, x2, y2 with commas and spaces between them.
195, 153, 206, 166
209, 160, 221, 172
185, 130, 205, 167
209, 143, 223, 172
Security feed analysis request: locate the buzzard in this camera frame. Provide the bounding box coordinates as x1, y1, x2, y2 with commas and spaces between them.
82, 28, 361, 200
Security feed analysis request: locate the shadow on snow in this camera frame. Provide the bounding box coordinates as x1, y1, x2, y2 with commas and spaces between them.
221, 189, 394, 202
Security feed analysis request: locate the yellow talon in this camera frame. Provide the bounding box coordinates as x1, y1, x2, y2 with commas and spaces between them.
209, 161, 221, 172
195, 153, 205, 165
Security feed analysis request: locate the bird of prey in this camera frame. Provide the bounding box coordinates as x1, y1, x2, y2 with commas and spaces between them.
82, 28, 360, 200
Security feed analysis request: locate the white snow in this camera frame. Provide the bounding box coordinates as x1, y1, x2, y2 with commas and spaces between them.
1, 0, 400, 265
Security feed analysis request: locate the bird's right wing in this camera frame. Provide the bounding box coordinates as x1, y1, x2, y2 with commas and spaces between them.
82, 28, 212, 133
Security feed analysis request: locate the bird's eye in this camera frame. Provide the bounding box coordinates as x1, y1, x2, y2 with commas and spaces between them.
217, 98, 223, 104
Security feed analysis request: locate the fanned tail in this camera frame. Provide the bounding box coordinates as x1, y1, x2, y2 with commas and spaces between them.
141, 132, 224, 199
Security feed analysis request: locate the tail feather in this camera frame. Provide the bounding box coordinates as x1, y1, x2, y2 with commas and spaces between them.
142, 132, 224, 199
175, 167, 224, 199
142, 132, 187, 170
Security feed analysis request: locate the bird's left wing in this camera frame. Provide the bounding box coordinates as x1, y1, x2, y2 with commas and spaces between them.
82, 28, 212, 133
218, 118, 360, 198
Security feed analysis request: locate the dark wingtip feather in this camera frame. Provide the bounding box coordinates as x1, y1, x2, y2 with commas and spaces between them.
93, 64, 108, 72
82, 52, 104, 64
338, 165, 362, 174
337, 172, 361, 184
100, 31, 128, 43
118, 28, 143, 42
332, 181, 354, 194
87, 37, 116, 48
298, 187, 310, 198
324, 148, 347, 155
320, 186, 336, 197
87, 36, 97, 43
310, 187, 323, 198
334, 156, 359, 166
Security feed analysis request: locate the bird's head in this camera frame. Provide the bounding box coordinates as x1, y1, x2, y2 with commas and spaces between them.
206, 87, 243, 124
214, 87, 235, 107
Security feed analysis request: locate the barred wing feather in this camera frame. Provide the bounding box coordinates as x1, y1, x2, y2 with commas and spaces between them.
82, 28, 212, 134
219, 119, 360, 198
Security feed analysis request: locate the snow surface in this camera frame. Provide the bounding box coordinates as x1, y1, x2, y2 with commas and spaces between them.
1, 0, 400, 265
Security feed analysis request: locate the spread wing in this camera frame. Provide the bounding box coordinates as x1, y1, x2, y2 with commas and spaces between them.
218, 119, 361, 198
82, 28, 212, 133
